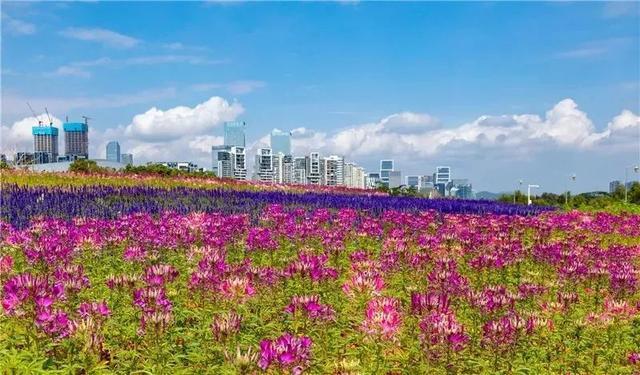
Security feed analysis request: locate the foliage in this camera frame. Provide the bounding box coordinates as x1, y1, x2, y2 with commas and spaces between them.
499, 182, 640, 211
69, 159, 110, 174
123, 164, 217, 179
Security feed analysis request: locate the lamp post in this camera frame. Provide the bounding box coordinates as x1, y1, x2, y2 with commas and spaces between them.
624, 165, 639, 203
514, 179, 523, 204
527, 184, 540, 206
565, 174, 576, 206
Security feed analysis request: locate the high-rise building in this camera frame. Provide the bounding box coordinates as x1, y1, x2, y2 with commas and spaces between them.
254, 148, 275, 183
63, 121, 89, 159
231, 146, 247, 180
106, 141, 121, 162
212, 145, 232, 177
293, 157, 307, 185
380, 160, 394, 186
406, 175, 421, 189
224, 121, 246, 147
211, 145, 246, 180
273, 152, 294, 184
270, 129, 292, 156
306, 152, 322, 185
609, 180, 622, 194
322, 155, 344, 186
448, 179, 473, 199
367, 172, 381, 188
389, 170, 402, 188
344, 162, 366, 189
420, 175, 434, 191
32, 125, 59, 163
121, 153, 133, 166
435, 166, 451, 184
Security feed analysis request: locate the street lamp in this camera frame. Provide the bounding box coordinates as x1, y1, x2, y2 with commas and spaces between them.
625, 165, 639, 203
527, 184, 540, 206
565, 174, 576, 205
514, 179, 523, 204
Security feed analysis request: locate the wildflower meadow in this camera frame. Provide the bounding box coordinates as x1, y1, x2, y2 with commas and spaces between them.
1, 171, 639, 374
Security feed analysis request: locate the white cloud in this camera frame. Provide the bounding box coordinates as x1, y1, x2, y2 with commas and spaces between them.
0, 114, 62, 154
2, 14, 36, 35
59, 27, 139, 48
290, 99, 639, 160
124, 96, 244, 142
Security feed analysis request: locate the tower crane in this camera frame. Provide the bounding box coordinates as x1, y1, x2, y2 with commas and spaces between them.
27, 102, 43, 126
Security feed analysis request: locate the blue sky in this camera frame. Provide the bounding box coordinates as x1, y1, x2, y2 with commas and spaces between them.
2, 1, 639, 193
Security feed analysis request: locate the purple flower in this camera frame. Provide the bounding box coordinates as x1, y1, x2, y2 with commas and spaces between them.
258, 333, 312, 374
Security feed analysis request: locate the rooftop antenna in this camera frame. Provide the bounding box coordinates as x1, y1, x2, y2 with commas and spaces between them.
26, 102, 43, 126
45, 107, 53, 126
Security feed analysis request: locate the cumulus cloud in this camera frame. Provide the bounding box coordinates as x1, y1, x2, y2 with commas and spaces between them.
290, 98, 639, 160
0, 114, 62, 154
59, 27, 139, 48
124, 96, 243, 142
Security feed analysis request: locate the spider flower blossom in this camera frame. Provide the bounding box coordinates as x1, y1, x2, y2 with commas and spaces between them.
211, 311, 242, 341
246, 227, 279, 252
133, 286, 173, 335
419, 309, 469, 352
284, 295, 335, 321
219, 276, 256, 303
258, 333, 313, 375
342, 270, 385, 298
284, 253, 338, 282
361, 297, 403, 341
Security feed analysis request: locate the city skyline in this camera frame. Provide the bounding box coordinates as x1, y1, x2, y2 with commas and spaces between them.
1, 1, 639, 192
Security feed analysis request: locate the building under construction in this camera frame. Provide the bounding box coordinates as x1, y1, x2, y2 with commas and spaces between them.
32, 125, 59, 163
63, 121, 89, 159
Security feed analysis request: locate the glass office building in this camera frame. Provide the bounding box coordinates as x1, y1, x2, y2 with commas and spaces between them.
270, 129, 292, 155
106, 141, 121, 162
224, 121, 246, 147
379, 159, 394, 186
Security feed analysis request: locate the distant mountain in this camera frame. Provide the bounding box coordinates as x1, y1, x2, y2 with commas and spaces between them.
475, 191, 505, 200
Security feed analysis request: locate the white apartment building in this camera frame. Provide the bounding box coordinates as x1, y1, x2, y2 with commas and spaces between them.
273, 152, 294, 184
254, 148, 275, 183
306, 152, 322, 185
322, 155, 344, 186
344, 162, 366, 189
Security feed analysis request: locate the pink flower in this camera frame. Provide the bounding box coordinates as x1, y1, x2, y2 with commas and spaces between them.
361, 297, 403, 341
219, 276, 255, 303
258, 333, 312, 374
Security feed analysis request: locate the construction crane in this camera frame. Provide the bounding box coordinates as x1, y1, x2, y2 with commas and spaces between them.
82, 115, 92, 125
27, 102, 43, 126
45, 107, 53, 126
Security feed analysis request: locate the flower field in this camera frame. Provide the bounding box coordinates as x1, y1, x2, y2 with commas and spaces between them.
1, 174, 639, 374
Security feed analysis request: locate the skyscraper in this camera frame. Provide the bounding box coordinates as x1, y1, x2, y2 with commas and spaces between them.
32, 125, 59, 163
406, 175, 421, 189
322, 155, 344, 186
212, 145, 246, 180
389, 170, 402, 188
306, 152, 322, 185
121, 153, 133, 166
106, 141, 121, 162
270, 129, 292, 155
273, 152, 294, 184
435, 166, 451, 196
224, 121, 246, 147
64, 121, 89, 159
380, 159, 394, 186
254, 148, 275, 183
